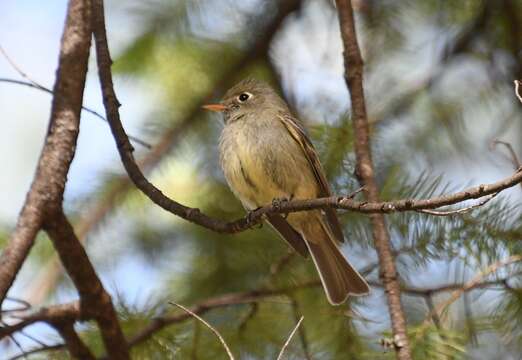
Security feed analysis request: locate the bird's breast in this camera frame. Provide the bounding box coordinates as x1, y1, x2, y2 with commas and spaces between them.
219, 118, 318, 209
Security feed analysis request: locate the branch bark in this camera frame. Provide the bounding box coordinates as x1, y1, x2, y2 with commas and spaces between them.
0, 0, 92, 308
335, 0, 411, 358
51, 321, 95, 360
44, 210, 129, 359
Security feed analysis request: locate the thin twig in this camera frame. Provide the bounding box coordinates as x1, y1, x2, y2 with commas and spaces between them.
17, 330, 49, 348
277, 316, 304, 360
290, 298, 311, 360
0, 77, 151, 149
424, 295, 441, 330
169, 302, 235, 360
416, 192, 498, 216
5, 332, 28, 360
7, 344, 65, 360
515, 80, 522, 104
416, 255, 522, 340
237, 303, 258, 334
491, 139, 522, 170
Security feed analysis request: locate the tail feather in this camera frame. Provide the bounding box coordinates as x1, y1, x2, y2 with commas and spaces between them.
301, 216, 369, 305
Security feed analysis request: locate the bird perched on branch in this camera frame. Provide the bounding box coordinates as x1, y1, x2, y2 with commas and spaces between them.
203, 78, 369, 305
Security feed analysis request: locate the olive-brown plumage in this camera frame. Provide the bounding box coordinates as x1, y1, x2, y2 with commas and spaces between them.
206, 78, 369, 305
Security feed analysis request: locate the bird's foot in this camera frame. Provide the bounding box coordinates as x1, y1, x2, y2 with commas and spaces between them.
272, 195, 293, 219
246, 207, 263, 229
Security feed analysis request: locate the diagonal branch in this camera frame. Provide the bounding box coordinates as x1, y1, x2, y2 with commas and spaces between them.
43, 210, 129, 359
0, 77, 151, 149
170, 302, 235, 360
0, 302, 82, 339
416, 255, 522, 340
26, 0, 303, 306
51, 321, 95, 360
0, 45, 150, 148
335, 0, 411, 359
0, 0, 92, 309
277, 316, 304, 360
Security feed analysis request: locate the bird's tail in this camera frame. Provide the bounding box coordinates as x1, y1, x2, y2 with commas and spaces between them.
300, 213, 369, 305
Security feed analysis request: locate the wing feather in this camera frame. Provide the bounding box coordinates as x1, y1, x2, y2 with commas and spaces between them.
277, 113, 345, 243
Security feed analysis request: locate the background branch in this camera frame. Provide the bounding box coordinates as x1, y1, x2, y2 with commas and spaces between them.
44, 210, 129, 359
335, 0, 412, 358
51, 321, 95, 360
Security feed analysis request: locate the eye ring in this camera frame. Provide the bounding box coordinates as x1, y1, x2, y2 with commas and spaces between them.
238, 93, 251, 102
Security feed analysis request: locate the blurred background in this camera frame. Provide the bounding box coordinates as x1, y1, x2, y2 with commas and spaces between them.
1, 0, 521, 358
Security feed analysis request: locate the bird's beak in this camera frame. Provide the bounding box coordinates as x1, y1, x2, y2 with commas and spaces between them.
202, 103, 226, 112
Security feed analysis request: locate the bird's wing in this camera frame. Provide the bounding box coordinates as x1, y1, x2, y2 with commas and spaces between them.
277, 113, 345, 243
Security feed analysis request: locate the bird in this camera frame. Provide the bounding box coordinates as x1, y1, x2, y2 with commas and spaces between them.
203, 78, 369, 305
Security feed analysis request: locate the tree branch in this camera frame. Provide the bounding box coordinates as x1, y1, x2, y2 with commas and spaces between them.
25, 0, 303, 306
0, 77, 151, 149
0, 0, 92, 309
170, 302, 235, 360
277, 316, 304, 360
51, 321, 95, 360
335, 0, 411, 358
0, 302, 82, 339
86, 2, 522, 236
43, 210, 129, 359
4, 270, 516, 358
416, 255, 522, 340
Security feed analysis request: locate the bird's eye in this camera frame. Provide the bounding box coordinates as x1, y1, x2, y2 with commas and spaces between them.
238, 93, 250, 102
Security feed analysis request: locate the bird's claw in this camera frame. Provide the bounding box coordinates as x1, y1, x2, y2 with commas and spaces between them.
272, 196, 291, 219
246, 207, 263, 229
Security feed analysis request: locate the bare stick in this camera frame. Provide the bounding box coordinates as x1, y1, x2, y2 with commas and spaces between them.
416, 255, 522, 340
515, 80, 522, 104
335, 0, 411, 357
0, 76, 151, 149
170, 302, 235, 360
0, 43, 151, 149
491, 139, 522, 170
277, 316, 304, 360
416, 192, 498, 216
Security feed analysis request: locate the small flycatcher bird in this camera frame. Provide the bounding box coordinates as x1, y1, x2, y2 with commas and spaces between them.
203, 78, 369, 305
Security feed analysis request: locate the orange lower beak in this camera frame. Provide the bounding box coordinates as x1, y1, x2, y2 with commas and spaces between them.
202, 104, 226, 112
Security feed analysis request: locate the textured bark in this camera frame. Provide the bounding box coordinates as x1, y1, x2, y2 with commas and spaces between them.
0, 0, 92, 307
335, 0, 412, 359
44, 210, 129, 359
52, 321, 96, 360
